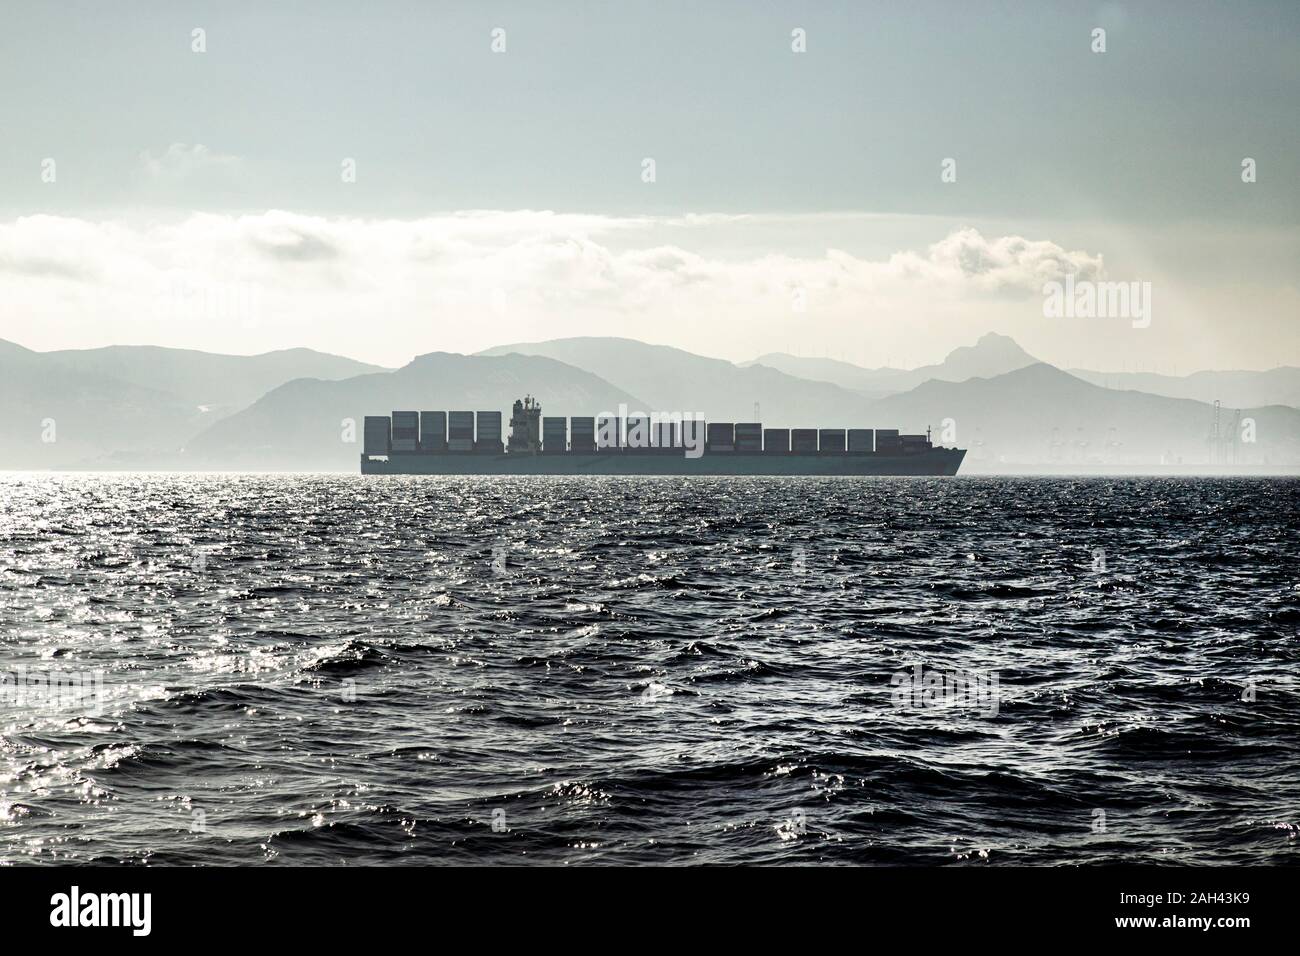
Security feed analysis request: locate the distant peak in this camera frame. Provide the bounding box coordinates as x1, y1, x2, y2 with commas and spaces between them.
976, 331, 1017, 345
938, 332, 1036, 366
969, 332, 1029, 353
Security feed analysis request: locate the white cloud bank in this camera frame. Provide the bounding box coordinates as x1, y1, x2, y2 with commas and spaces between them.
0, 211, 1106, 366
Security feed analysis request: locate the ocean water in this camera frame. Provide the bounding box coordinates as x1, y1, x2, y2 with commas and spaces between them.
1, 474, 1296, 866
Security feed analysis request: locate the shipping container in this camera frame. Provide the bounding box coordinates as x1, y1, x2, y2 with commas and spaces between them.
847, 428, 874, 454
390, 410, 418, 452
791, 428, 818, 454
680, 417, 706, 453
447, 410, 474, 452
763, 428, 790, 453
875, 428, 902, 455
652, 420, 678, 449
705, 422, 735, 452
542, 416, 567, 454
363, 416, 391, 456
625, 415, 652, 450
596, 416, 621, 449
570, 416, 597, 453
391, 410, 418, 436
420, 411, 447, 452
475, 411, 503, 453
734, 422, 762, 453
448, 411, 475, 439
819, 429, 847, 454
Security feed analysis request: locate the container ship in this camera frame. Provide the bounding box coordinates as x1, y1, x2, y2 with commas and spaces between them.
360, 397, 965, 476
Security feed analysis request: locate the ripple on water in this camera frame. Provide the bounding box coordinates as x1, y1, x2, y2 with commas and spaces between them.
0, 474, 1296, 865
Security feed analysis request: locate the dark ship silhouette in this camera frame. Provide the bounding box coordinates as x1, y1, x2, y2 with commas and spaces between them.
361, 396, 965, 475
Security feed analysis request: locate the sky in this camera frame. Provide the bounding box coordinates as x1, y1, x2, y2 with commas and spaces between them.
0, 0, 1296, 372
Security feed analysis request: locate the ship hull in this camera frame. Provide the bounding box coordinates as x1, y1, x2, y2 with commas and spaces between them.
361, 448, 966, 476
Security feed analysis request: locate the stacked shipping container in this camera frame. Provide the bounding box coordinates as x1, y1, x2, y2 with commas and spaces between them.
819, 429, 847, 454
791, 428, 818, 454
420, 411, 447, 452
596, 417, 621, 450
363, 416, 391, 456
847, 428, 874, 454
570, 417, 596, 453
475, 411, 503, 453
361, 409, 928, 459
626, 415, 651, 449
391, 411, 419, 452
901, 434, 930, 455
448, 411, 475, 452
734, 423, 762, 453
542, 417, 567, 454
763, 428, 790, 453
705, 422, 735, 452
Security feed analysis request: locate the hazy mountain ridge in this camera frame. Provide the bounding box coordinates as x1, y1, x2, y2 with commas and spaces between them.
3, 332, 1297, 473
743, 353, 907, 397
478, 335, 1299, 471
868, 363, 1300, 472
1067, 366, 1300, 410
40, 344, 388, 413
750, 334, 1300, 412
478, 336, 875, 425
184, 351, 647, 470
0, 339, 389, 468
0, 349, 202, 469
747, 332, 1039, 395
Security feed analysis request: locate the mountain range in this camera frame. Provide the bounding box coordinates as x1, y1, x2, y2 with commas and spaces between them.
1066, 367, 1300, 409
478, 337, 873, 425
869, 363, 1299, 468
0, 340, 382, 468
750, 333, 1300, 410
2, 333, 1296, 473
746, 332, 1039, 396
185, 351, 643, 470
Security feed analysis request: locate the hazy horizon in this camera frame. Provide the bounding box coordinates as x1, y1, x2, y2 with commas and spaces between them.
2, 324, 1297, 379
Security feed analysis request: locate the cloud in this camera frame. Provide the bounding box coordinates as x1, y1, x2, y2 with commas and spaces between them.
0, 211, 1107, 363
0, 214, 117, 281
243, 214, 340, 262
139, 143, 242, 179
886, 229, 1105, 292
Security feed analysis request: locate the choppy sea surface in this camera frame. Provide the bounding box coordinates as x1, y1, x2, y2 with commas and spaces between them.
0, 474, 1296, 866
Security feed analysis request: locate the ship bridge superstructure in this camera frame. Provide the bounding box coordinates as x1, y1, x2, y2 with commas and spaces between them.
508, 395, 542, 454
